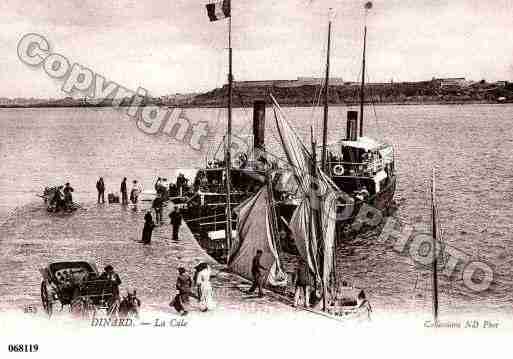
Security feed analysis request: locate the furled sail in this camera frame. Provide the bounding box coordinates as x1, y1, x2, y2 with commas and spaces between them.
229, 186, 287, 286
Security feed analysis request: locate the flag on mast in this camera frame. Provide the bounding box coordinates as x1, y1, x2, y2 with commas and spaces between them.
206, 0, 231, 21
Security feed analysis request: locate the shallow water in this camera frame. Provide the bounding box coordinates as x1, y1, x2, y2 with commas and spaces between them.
1, 104, 512, 318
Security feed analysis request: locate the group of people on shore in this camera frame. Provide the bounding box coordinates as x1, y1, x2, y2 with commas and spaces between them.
96, 175, 190, 206
96, 177, 143, 207
94, 176, 185, 246
99, 262, 214, 318
46, 182, 75, 212
167, 248, 311, 317
139, 206, 182, 245
171, 263, 215, 316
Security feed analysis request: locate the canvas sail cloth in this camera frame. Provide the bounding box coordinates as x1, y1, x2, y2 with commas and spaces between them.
271, 94, 354, 292
229, 187, 287, 286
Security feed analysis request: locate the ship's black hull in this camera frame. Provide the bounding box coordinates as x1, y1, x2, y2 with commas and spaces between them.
181, 174, 396, 264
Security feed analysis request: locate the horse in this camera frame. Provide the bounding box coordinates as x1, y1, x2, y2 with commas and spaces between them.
118, 290, 141, 318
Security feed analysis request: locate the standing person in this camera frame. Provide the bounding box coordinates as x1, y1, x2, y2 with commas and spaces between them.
195, 263, 215, 312
293, 257, 312, 308
96, 177, 105, 204
171, 267, 193, 316
169, 207, 182, 241
98, 265, 122, 313
140, 211, 155, 245
176, 173, 189, 196
176, 173, 184, 195
130, 180, 141, 210
120, 177, 128, 205
152, 193, 163, 225
154, 177, 162, 192
49, 186, 65, 212
63, 182, 74, 211
248, 249, 266, 297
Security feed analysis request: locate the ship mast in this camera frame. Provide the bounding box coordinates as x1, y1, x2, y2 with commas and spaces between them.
431, 168, 439, 323
226, 16, 233, 258
359, 27, 366, 138
320, 12, 332, 173
310, 126, 328, 312
359, 2, 372, 137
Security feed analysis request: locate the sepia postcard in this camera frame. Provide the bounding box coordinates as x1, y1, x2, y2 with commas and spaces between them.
1, 0, 511, 357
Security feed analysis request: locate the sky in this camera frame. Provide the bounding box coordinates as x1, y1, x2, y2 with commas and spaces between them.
1, 0, 512, 98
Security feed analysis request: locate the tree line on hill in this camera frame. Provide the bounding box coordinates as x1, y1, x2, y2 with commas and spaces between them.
1, 80, 512, 108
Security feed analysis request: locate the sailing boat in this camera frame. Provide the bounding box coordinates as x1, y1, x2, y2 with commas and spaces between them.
319, 2, 397, 217
229, 94, 370, 319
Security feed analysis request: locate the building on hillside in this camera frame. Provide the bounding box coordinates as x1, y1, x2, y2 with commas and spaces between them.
231, 77, 347, 89
296, 77, 345, 86
432, 77, 467, 89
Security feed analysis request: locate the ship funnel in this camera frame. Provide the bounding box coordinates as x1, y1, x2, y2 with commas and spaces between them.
253, 100, 266, 150
346, 111, 358, 141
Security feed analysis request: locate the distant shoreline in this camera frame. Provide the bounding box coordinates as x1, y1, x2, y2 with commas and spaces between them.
0, 100, 510, 109
3, 78, 512, 109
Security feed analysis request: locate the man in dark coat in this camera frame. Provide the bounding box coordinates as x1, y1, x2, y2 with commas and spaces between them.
248, 249, 266, 297
63, 183, 74, 211
172, 267, 193, 316
96, 177, 105, 204
98, 265, 122, 309
120, 177, 128, 205
141, 211, 155, 245
293, 257, 312, 308
152, 194, 163, 225
169, 207, 182, 241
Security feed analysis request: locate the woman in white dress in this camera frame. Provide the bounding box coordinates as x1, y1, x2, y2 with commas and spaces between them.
195, 263, 215, 312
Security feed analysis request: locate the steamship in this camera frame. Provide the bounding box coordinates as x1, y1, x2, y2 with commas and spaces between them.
180, 102, 269, 262
181, 1, 397, 263
181, 102, 396, 262
321, 111, 396, 215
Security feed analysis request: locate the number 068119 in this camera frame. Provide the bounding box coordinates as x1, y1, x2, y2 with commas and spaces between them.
8, 344, 39, 352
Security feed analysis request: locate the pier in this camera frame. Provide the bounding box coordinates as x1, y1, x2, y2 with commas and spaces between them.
0, 200, 329, 324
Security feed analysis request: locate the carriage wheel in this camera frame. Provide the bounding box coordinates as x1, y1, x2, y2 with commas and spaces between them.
40, 281, 53, 317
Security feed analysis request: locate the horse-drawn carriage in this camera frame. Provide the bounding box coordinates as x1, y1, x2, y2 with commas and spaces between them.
39, 261, 139, 319
40, 186, 79, 213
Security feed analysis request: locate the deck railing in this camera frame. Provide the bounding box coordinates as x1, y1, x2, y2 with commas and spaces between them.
325, 159, 384, 177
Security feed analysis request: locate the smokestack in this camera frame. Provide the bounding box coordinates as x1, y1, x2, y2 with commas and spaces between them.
253, 100, 266, 150
346, 111, 358, 141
